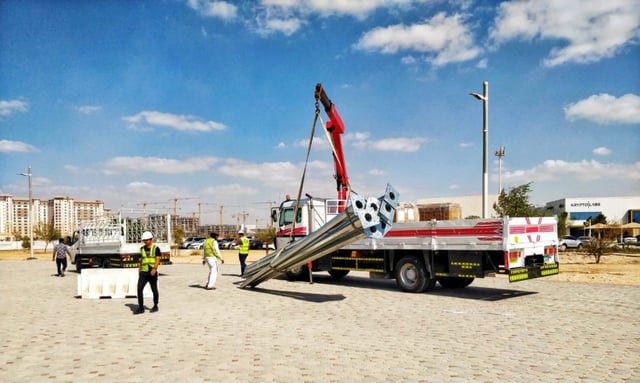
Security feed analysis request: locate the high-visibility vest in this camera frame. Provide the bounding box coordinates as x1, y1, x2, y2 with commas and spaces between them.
238, 237, 250, 255
140, 244, 158, 272
204, 238, 221, 259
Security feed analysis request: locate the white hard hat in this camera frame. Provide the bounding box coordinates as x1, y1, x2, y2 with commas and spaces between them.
141, 231, 153, 240
238, 230, 244, 235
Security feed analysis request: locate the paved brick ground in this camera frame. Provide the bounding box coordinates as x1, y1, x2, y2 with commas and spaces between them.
1, 260, 638, 382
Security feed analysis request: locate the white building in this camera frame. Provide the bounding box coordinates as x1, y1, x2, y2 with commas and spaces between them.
545, 196, 640, 235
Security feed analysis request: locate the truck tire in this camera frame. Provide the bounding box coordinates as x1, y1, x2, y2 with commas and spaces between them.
437, 277, 474, 289
395, 256, 434, 293
286, 264, 309, 281
328, 269, 349, 280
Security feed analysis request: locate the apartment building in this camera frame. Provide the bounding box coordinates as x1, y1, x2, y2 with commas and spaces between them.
0, 194, 106, 240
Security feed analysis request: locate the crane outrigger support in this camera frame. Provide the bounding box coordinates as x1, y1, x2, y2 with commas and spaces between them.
238, 184, 399, 289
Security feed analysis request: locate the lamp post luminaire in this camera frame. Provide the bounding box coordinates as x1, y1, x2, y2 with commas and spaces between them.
19, 165, 36, 260
469, 81, 489, 219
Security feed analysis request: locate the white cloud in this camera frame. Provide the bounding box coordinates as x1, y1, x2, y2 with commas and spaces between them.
186, 0, 238, 20
257, 17, 304, 36
352, 136, 428, 152
504, 159, 640, 183
368, 168, 386, 176
122, 111, 227, 132
593, 147, 611, 156
0, 100, 28, 117
459, 142, 474, 148
76, 105, 102, 114
103, 156, 219, 175
490, 0, 640, 66
564, 94, 640, 125
353, 12, 481, 66
0, 140, 38, 153
260, 0, 412, 19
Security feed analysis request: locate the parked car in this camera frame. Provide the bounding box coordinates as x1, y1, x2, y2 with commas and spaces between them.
623, 236, 638, 244
181, 237, 205, 249
578, 236, 594, 245
559, 235, 582, 251
249, 238, 263, 249
218, 238, 236, 249
188, 238, 206, 249
262, 243, 275, 250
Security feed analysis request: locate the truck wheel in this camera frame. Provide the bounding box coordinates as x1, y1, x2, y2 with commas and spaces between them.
437, 277, 474, 289
285, 264, 309, 281
328, 269, 349, 280
395, 256, 434, 293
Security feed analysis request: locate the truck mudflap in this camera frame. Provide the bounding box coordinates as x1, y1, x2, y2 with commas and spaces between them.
508, 262, 559, 282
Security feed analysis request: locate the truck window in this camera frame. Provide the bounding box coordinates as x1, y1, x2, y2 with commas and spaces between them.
280, 207, 302, 226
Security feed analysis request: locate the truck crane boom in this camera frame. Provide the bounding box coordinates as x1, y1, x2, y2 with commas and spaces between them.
314, 83, 349, 211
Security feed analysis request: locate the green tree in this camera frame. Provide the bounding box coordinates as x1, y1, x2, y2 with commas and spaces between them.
255, 226, 275, 247
493, 182, 535, 217
173, 226, 186, 246
35, 222, 61, 252
557, 212, 568, 238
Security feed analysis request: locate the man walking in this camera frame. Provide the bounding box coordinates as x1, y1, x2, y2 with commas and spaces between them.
202, 232, 223, 290
52, 238, 72, 277
234, 230, 250, 276
135, 231, 160, 314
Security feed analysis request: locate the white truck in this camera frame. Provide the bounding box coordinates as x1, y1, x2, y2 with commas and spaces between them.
270, 83, 559, 292
273, 198, 559, 292
69, 214, 173, 272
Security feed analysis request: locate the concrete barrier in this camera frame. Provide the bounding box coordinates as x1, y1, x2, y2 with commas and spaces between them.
76, 269, 154, 299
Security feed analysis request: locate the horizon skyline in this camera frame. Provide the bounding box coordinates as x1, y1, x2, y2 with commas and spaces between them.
2, 1, 639, 226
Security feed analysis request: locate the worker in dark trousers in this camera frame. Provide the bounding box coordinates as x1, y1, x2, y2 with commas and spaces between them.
135, 231, 160, 314
234, 230, 250, 276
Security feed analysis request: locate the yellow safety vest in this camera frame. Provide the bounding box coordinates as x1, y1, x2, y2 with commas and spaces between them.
204, 238, 221, 260
140, 244, 158, 272
239, 237, 250, 255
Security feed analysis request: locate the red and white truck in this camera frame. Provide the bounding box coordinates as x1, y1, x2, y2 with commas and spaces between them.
270, 84, 559, 292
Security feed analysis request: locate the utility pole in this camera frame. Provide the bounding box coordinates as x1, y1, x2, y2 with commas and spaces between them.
495, 146, 506, 195
469, 81, 489, 218
19, 166, 35, 260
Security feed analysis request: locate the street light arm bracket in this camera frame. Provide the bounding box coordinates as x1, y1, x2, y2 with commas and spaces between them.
469, 92, 486, 101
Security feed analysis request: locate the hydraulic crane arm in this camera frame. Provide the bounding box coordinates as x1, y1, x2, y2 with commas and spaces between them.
314, 83, 349, 206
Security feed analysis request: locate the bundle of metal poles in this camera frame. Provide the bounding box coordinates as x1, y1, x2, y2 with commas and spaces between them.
239, 184, 398, 288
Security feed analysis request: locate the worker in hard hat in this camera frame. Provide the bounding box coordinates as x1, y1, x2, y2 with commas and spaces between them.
135, 231, 161, 314
202, 232, 223, 290
234, 230, 250, 276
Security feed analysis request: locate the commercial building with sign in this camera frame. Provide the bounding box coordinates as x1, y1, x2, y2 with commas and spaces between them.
544, 196, 640, 235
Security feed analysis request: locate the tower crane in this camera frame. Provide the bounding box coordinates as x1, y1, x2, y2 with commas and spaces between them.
197, 202, 217, 223
135, 201, 166, 216
253, 201, 277, 227
169, 197, 198, 217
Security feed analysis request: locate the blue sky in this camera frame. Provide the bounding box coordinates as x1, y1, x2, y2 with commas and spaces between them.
1, 0, 639, 226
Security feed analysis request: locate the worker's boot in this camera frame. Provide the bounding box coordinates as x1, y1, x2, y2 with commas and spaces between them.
134, 306, 145, 314
150, 305, 158, 313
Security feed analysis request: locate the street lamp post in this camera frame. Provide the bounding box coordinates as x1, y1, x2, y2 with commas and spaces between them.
19, 166, 35, 260
469, 81, 489, 218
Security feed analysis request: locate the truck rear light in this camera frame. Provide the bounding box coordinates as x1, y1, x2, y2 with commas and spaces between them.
509, 250, 521, 263
544, 247, 556, 255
